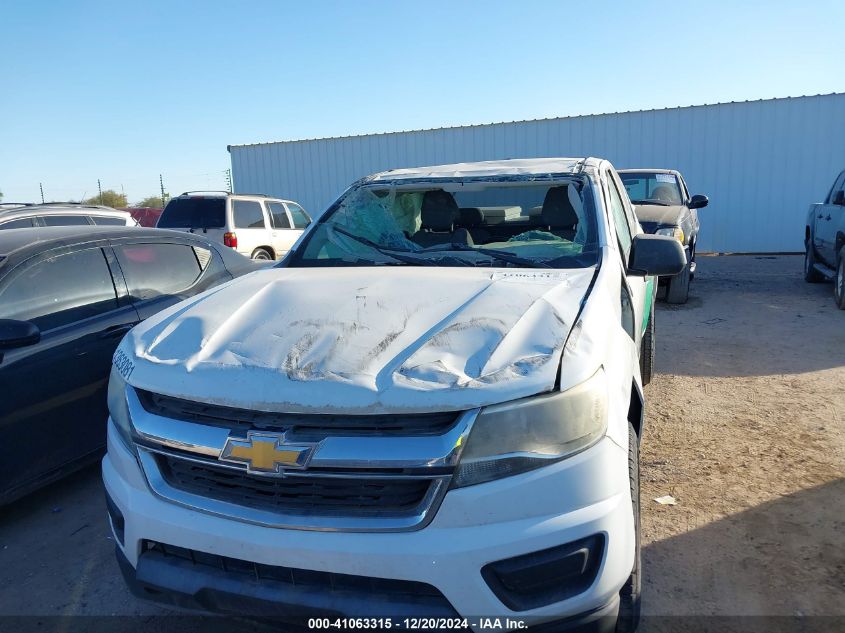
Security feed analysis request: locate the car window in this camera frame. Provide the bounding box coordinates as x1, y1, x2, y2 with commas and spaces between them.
114, 243, 202, 300
607, 176, 633, 256
158, 197, 226, 229
92, 215, 126, 226
0, 218, 36, 230
40, 215, 90, 226
827, 172, 845, 204
286, 203, 311, 229
232, 200, 266, 229
619, 172, 683, 205
267, 202, 291, 229
0, 248, 118, 330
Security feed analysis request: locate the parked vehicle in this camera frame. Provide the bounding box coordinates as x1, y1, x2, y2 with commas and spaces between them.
104, 158, 683, 630
804, 169, 845, 309
0, 226, 258, 505
0, 203, 138, 229
157, 191, 311, 261
618, 169, 708, 304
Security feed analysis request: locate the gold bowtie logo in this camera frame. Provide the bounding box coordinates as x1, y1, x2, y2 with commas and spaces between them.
220, 431, 317, 475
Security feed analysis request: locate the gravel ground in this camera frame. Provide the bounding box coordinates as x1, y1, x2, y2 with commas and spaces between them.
0, 254, 842, 629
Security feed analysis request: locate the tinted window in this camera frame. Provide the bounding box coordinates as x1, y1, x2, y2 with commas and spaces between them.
41, 215, 90, 226
0, 248, 117, 330
286, 202, 311, 229
158, 197, 226, 229
828, 172, 845, 203
619, 172, 683, 204
267, 202, 291, 229
92, 215, 127, 226
115, 243, 202, 300
607, 177, 633, 255
0, 218, 35, 230
232, 200, 266, 229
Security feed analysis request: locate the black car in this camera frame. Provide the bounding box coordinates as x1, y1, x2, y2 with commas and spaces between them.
618, 169, 708, 304
0, 226, 257, 504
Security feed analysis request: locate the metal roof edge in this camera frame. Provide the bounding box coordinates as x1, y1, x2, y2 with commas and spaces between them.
227, 92, 845, 150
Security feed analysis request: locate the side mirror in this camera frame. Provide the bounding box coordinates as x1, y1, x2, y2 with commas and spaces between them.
0, 319, 41, 350
688, 194, 709, 209
833, 190, 845, 206
628, 234, 687, 277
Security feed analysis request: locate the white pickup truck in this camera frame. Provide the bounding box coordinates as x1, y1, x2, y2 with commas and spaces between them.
804, 168, 845, 309
103, 158, 684, 631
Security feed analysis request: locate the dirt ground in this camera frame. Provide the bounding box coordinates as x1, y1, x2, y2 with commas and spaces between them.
0, 255, 842, 628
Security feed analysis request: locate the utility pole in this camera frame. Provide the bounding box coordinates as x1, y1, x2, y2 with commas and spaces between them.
224, 168, 232, 193
97, 179, 103, 205
159, 174, 166, 206
39, 183, 45, 204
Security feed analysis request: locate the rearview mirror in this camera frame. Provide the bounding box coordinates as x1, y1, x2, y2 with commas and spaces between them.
689, 194, 709, 209
628, 234, 687, 277
0, 319, 41, 350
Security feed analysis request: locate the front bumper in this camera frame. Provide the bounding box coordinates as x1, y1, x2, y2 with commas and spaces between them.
104, 421, 634, 630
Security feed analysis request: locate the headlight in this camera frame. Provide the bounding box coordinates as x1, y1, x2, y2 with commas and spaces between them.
452, 368, 608, 488
656, 226, 685, 243
107, 365, 133, 449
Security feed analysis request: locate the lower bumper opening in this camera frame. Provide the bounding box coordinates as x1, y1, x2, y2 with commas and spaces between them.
117, 540, 458, 620
481, 534, 605, 612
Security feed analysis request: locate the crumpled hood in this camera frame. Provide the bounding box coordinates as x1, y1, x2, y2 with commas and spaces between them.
633, 203, 686, 226
122, 266, 596, 413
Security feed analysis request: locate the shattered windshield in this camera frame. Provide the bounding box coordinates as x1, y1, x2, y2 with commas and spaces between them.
288, 178, 599, 269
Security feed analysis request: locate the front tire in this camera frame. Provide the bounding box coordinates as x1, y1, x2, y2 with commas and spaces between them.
835, 247, 845, 310
616, 422, 641, 633
640, 301, 655, 386
665, 261, 690, 304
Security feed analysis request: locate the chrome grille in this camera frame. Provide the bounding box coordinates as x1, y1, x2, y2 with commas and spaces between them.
156, 454, 434, 517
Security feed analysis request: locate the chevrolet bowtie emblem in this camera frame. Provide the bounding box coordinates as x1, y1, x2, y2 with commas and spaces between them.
220, 431, 317, 475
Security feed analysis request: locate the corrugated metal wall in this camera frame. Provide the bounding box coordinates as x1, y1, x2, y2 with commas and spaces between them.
230, 94, 845, 253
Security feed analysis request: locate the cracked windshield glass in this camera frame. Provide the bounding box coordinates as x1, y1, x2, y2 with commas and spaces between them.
290, 180, 599, 269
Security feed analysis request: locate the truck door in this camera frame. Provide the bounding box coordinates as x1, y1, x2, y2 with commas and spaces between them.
815, 171, 845, 266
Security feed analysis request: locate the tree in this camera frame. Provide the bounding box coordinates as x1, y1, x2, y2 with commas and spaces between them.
134, 195, 168, 208
83, 190, 128, 208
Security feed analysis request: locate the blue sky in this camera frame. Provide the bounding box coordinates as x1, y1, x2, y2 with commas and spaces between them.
1, 0, 842, 204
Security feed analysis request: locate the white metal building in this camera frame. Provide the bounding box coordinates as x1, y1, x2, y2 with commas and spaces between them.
229, 93, 845, 253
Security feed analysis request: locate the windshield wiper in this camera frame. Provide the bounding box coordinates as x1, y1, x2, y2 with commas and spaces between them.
631, 199, 670, 206
438, 244, 552, 268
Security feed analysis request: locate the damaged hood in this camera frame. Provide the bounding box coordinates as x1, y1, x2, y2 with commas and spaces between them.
122, 266, 596, 413
633, 203, 687, 226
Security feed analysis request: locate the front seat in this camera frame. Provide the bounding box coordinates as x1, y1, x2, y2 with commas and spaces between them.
651, 185, 680, 203
412, 190, 461, 247
537, 185, 581, 239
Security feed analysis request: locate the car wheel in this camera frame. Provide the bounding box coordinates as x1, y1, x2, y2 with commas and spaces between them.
804, 241, 824, 283
835, 248, 845, 310
665, 261, 690, 304
616, 422, 641, 633
640, 301, 655, 386
251, 248, 273, 261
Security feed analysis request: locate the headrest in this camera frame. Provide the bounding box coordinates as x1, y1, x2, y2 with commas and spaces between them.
459, 207, 484, 227
541, 185, 581, 229
421, 190, 459, 231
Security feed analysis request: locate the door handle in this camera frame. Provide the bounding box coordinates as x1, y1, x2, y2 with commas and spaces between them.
826, 215, 832, 221
818, 214, 823, 219
98, 323, 137, 339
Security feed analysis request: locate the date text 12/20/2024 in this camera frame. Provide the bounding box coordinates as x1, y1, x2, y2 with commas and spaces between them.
308, 618, 528, 630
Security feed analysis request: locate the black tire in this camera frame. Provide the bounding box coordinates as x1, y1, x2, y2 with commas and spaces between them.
665, 261, 690, 304
804, 240, 824, 283
640, 301, 655, 387
616, 422, 641, 633
251, 247, 273, 261
835, 247, 845, 310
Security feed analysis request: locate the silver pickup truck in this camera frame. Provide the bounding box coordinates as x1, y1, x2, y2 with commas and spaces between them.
804, 169, 845, 309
